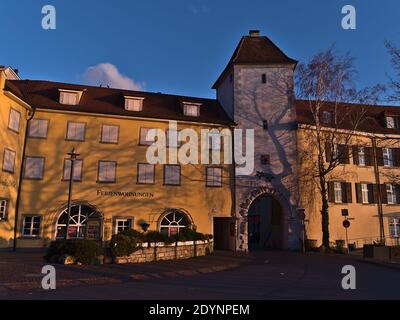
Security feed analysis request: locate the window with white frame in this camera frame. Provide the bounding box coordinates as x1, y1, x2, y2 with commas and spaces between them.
125, 97, 144, 112
207, 131, 222, 150
386, 116, 398, 129
361, 183, 369, 204
115, 218, 132, 234
183, 103, 200, 117
159, 210, 190, 236
29, 119, 49, 138
0, 199, 8, 220
137, 163, 155, 184
334, 182, 343, 203
101, 124, 119, 144
24, 157, 45, 179
63, 159, 83, 181
98, 161, 116, 183
386, 184, 397, 204
166, 129, 180, 148
206, 167, 222, 187
358, 147, 366, 166
383, 148, 394, 167
389, 218, 400, 238
164, 165, 180, 185
2, 149, 16, 173
8, 108, 20, 133
139, 128, 156, 145
60, 91, 79, 105
22, 216, 41, 237
66, 122, 86, 141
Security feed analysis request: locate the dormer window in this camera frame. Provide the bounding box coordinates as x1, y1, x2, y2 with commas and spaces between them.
321, 111, 333, 124
59, 89, 82, 105
182, 102, 201, 117
385, 115, 398, 129
124, 96, 144, 112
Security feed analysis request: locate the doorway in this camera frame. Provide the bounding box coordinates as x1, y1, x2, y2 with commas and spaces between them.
213, 217, 231, 250
248, 195, 282, 250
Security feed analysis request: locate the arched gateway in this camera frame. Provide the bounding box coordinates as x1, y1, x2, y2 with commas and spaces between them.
239, 187, 285, 251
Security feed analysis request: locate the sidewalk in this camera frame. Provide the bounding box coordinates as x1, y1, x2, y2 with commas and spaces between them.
0, 251, 252, 292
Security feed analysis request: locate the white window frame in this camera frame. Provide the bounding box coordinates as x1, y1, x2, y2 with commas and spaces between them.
334, 182, 343, 203
137, 163, 155, 184
139, 128, 156, 146
389, 218, 400, 238
8, 108, 21, 133
124, 97, 144, 112
98, 161, 117, 183
24, 156, 45, 180
22, 215, 41, 237
386, 116, 397, 129
0, 199, 8, 220
358, 147, 366, 166
383, 148, 394, 167
29, 119, 49, 138
386, 184, 397, 205
101, 124, 119, 144
206, 167, 222, 187
2, 148, 16, 173
361, 183, 369, 204
115, 218, 132, 234
63, 159, 83, 181
183, 103, 201, 117
164, 165, 181, 186
59, 91, 80, 105
66, 121, 86, 141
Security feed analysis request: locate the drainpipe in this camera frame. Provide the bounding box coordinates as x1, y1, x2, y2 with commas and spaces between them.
371, 137, 385, 243
13, 110, 35, 251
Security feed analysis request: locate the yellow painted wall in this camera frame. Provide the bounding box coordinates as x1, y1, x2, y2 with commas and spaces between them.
16, 109, 233, 248
298, 127, 400, 248
0, 70, 29, 248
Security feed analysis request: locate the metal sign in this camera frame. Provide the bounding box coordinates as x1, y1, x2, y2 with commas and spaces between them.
343, 220, 350, 228
341, 209, 349, 217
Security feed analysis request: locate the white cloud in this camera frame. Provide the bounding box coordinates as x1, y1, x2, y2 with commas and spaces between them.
82, 63, 144, 91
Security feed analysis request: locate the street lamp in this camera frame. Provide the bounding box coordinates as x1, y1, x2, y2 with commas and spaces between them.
65, 148, 80, 240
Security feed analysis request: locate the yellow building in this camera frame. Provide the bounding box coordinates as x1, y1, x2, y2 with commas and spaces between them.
297, 100, 400, 248
0, 70, 235, 250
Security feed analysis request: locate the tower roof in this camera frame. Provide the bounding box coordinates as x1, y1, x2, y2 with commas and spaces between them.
212, 31, 297, 89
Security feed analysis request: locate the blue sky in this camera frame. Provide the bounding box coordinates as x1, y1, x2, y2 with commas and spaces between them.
1, 0, 399, 99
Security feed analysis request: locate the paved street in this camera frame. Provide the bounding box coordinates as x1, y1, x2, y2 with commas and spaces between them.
1, 251, 399, 300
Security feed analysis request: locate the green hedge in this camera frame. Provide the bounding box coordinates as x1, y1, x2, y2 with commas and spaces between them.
110, 233, 139, 257
45, 239, 102, 264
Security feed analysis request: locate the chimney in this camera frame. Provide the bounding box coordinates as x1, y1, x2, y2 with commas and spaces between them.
249, 30, 260, 37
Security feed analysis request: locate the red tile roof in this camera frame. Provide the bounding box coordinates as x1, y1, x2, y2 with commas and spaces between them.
295, 99, 400, 135
5, 80, 234, 126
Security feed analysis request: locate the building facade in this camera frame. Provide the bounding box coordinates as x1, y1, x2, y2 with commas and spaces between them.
1, 31, 399, 252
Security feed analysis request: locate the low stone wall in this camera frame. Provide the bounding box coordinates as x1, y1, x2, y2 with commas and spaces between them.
114, 240, 214, 264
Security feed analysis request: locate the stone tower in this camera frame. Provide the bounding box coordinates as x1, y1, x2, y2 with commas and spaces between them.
213, 30, 300, 251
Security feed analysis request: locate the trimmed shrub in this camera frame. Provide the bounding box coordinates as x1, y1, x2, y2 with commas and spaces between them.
120, 229, 143, 240
144, 231, 175, 244
110, 233, 139, 257
45, 239, 102, 265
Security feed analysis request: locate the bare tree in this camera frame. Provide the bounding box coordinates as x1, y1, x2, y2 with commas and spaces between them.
385, 40, 400, 102
295, 46, 383, 250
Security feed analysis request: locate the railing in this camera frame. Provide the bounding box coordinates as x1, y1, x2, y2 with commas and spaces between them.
347, 236, 400, 248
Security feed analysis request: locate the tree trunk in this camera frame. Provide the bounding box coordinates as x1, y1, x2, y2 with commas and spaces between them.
319, 174, 330, 250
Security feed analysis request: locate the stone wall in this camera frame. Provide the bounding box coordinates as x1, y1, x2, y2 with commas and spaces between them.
114, 240, 214, 264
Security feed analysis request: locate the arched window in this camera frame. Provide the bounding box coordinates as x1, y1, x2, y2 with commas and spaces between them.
159, 210, 190, 236
56, 204, 101, 239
